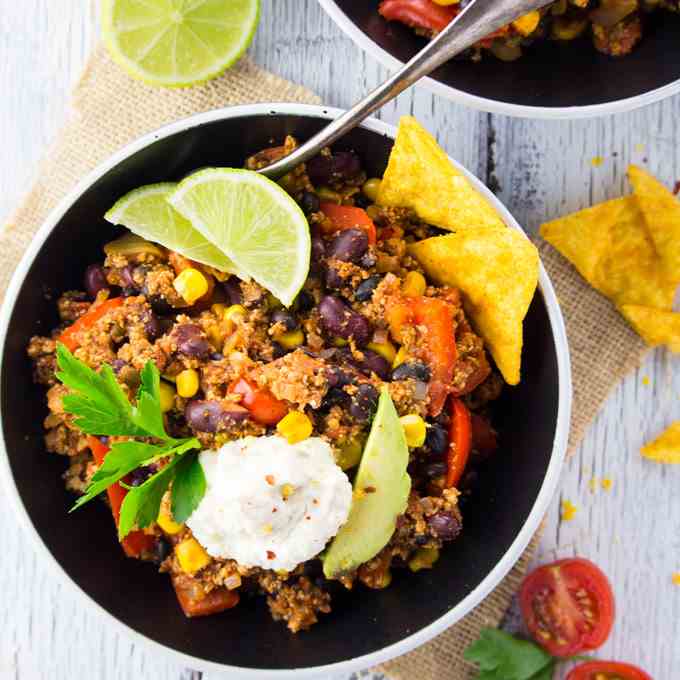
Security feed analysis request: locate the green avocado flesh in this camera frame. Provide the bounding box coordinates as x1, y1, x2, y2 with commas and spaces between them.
323, 388, 411, 578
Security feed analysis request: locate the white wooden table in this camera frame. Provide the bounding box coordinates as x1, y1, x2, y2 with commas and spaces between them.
1, 2, 678, 679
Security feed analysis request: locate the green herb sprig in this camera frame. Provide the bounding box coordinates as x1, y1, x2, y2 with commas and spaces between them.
56, 343, 205, 539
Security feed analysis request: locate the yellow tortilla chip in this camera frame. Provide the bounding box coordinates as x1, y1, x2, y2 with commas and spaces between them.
540, 196, 677, 310
409, 229, 539, 385
376, 116, 504, 232
628, 165, 680, 275
619, 305, 680, 352
641, 422, 680, 464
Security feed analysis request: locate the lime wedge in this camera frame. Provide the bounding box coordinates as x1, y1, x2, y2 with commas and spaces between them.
168, 169, 311, 306
104, 182, 240, 274
101, 0, 260, 88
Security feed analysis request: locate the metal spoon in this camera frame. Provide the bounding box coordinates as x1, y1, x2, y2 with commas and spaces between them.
258, 0, 551, 180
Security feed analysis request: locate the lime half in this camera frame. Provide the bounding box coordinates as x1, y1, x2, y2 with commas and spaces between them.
105, 182, 240, 274
102, 0, 260, 88
168, 169, 311, 306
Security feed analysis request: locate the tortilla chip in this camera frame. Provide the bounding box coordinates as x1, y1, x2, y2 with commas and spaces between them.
376, 116, 504, 232
628, 165, 680, 275
540, 196, 677, 311
619, 305, 680, 352
409, 229, 539, 385
641, 422, 680, 464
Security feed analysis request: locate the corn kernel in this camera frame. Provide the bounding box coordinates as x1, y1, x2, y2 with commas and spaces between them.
176, 369, 200, 398
225, 304, 247, 323
277, 328, 305, 350
512, 10, 541, 36
157, 507, 183, 535
175, 538, 211, 573
402, 271, 427, 297
400, 414, 427, 448
211, 303, 227, 317
159, 381, 176, 413
277, 411, 313, 444
281, 483, 296, 499
392, 345, 407, 369
367, 340, 397, 365
408, 547, 440, 572
173, 268, 209, 305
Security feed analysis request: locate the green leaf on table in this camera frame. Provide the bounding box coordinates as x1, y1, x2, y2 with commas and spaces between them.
464, 628, 554, 680
171, 451, 206, 523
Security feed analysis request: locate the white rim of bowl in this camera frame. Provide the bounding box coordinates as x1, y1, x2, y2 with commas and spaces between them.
0, 103, 572, 679
319, 0, 680, 120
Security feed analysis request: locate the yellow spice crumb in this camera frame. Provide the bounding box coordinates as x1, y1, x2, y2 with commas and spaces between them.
601, 478, 613, 491
590, 156, 604, 167
589, 477, 598, 493
561, 500, 578, 521
672, 573, 680, 586
642, 375, 651, 386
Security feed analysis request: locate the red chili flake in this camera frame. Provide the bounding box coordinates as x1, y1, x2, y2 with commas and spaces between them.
265, 474, 275, 485
272, 508, 278, 513
305, 516, 311, 520
673, 180, 680, 195
266, 550, 276, 560
312, 498, 319, 505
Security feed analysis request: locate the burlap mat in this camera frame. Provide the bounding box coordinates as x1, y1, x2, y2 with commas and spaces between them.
0, 46, 648, 679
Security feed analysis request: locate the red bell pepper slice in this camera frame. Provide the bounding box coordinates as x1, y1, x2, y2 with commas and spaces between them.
446, 398, 471, 488
172, 575, 240, 617
319, 203, 377, 245
229, 378, 288, 426
87, 435, 156, 558
387, 295, 458, 416
59, 297, 124, 352
379, 0, 458, 33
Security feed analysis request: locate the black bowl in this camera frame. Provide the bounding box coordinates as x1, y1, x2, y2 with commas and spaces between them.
0, 105, 570, 675
321, 0, 680, 117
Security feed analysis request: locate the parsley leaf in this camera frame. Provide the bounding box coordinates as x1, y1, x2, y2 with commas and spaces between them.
464, 629, 554, 680
171, 452, 207, 523
55, 344, 205, 538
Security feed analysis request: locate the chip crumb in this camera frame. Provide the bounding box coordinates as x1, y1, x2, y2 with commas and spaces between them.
642, 375, 650, 386
561, 500, 578, 521
601, 478, 613, 491
590, 156, 604, 167
641, 421, 680, 464
672, 572, 680, 586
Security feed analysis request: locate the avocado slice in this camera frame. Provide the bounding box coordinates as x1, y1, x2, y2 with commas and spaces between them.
323, 387, 411, 578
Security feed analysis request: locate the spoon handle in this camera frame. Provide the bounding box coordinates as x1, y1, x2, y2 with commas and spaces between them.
259, 0, 550, 180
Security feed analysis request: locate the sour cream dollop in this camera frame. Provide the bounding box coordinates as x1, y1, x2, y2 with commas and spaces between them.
187, 435, 353, 572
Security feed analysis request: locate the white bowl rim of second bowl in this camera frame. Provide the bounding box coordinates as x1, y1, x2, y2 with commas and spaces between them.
319, 0, 680, 120
0, 102, 572, 679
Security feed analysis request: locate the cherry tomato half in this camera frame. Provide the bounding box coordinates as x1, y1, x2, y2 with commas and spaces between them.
566, 660, 652, 680
379, 0, 457, 33
229, 378, 288, 426
520, 558, 615, 657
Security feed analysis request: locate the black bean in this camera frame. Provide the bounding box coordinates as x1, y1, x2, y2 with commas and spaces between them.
322, 387, 350, 409
300, 191, 320, 215
340, 348, 390, 380
147, 295, 173, 316
427, 512, 461, 541
391, 361, 431, 382
353, 192, 371, 209
210, 352, 224, 361
307, 151, 361, 185
425, 423, 449, 457
355, 275, 381, 302
174, 324, 210, 358
422, 461, 447, 479
295, 290, 314, 312
324, 264, 344, 290
143, 311, 161, 340
84, 264, 108, 299
311, 234, 326, 261
221, 277, 243, 305
318, 295, 371, 346
129, 466, 154, 487
271, 309, 298, 332
184, 400, 249, 432
154, 537, 171, 563
326, 228, 368, 263
349, 383, 379, 422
